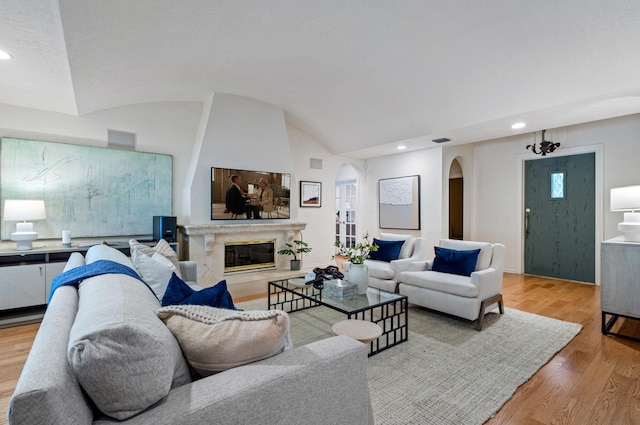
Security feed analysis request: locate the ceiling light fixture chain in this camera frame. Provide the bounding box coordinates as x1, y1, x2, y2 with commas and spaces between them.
526, 129, 560, 156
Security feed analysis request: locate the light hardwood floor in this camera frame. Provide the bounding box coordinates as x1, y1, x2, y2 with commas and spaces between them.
1, 273, 639, 424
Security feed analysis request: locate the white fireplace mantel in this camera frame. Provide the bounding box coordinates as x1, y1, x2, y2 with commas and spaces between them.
181, 222, 308, 288
183, 222, 307, 238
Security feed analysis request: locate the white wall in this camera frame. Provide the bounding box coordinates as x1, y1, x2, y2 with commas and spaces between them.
363, 147, 444, 251
186, 93, 293, 223
0, 101, 202, 223
287, 124, 364, 268
470, 113, 640, 275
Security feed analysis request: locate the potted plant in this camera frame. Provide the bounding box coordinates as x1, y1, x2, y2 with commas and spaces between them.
277, 240, 312, 271
334, 233, 378, 294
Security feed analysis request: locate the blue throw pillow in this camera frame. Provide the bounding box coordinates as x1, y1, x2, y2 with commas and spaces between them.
432, 246, 481, 277
368, 238, 404, 262
161, 273, 238, 310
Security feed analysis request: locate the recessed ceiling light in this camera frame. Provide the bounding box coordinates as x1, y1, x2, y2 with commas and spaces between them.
397, 145, 407, 150
0, 49, 12, 60
511, 122, 526, 129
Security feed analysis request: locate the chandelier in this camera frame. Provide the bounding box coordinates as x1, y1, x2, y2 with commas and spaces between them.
526, 129, 560, 156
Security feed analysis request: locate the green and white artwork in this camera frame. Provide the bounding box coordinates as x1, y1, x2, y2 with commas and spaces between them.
1, 138, 173, 239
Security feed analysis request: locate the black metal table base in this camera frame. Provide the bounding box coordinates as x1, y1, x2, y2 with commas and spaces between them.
268, 281, 408, 356
601, 311, 640, 343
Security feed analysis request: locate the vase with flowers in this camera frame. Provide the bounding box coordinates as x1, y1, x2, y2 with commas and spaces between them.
333, 233, 378, 294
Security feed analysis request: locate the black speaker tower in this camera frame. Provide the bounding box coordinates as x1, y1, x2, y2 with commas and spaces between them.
153, 216, 177, 242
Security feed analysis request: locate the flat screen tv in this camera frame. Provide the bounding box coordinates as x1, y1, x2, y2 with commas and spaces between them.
211, 167, 291, 220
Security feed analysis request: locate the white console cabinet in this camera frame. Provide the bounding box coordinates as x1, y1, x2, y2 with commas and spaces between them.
0, 263, 46, 310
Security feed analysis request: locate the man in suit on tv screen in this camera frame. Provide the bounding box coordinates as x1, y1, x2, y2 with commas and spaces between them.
225, 175, 260, 219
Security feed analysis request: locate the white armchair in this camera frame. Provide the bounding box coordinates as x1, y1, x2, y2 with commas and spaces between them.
342, 233, 427, 292
397, 239, 505, 330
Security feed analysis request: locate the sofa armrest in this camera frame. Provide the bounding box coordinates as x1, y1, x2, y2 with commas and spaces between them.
391, 257, 419, 274
391, 238, 428, 273
408, 260, 432, 271
178, 261, 197, 283
99, 336, 372, 425
471, 267, 502, 299
9, 286, 94, 425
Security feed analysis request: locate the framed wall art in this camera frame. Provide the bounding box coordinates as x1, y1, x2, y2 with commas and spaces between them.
0, 137, 173, 239
378, 175, 420, 229
300, 181, 322, 207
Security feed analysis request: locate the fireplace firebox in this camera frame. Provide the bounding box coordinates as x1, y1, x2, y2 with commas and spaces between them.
224, 239, 276, 272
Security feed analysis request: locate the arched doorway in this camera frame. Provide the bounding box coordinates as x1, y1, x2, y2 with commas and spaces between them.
449, 159, 463, 240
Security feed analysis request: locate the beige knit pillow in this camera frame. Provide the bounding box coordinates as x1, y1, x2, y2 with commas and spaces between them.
157, 305, 292, 376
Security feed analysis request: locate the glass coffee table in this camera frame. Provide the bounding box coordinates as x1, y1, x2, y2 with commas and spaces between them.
268, 277, 408, 356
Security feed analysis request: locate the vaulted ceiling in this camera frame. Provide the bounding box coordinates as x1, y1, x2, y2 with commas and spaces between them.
1, 0, 640, 158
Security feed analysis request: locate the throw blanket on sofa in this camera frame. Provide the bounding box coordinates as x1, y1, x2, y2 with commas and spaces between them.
49, 260, 150, 302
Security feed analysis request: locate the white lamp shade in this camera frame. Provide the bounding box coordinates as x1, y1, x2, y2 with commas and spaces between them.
3, 200, 47, 221
610, 186, 640, 211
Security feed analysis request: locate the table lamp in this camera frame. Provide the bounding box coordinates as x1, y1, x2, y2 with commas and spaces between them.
3, 199, 47, 250
610, 185, 640, 242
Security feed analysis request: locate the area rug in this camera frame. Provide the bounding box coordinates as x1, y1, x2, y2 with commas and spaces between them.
238, 299, 582, 425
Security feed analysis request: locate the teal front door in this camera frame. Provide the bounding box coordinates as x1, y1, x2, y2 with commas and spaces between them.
524, 153, 595, 283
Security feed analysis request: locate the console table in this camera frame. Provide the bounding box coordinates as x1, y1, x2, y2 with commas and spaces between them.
600, 237, 640, 341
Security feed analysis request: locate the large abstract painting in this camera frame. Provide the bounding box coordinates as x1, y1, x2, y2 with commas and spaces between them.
378, 175, 421, 230
1, 138, 173, 239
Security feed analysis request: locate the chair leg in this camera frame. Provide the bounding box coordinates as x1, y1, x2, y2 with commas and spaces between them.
476, 294, 504, 331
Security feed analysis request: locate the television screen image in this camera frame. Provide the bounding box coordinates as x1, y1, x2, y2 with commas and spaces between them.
211, 167, 291, 220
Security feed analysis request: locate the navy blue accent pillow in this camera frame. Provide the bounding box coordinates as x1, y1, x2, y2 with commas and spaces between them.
161, 273, 238, 310
432, 247, 481, 277
368, 238, 404, 262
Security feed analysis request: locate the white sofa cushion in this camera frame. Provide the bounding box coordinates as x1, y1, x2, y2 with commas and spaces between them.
399, 270, 479, 298
366, 260, 395, 279
380, 233, 415, 259
439, 239, 493, 271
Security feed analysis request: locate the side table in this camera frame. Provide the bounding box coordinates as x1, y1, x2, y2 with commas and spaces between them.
332, 319, 383, 344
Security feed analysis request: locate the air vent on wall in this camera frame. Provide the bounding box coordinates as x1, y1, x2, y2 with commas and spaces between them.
310, 158, 323, 169
432, 137, 451, 144
108, 129, 136, 149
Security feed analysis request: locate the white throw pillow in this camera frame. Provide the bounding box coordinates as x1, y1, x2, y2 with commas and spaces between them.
129, 239, 181, 278
157, 305, 292, 376
132, 250, 178, 299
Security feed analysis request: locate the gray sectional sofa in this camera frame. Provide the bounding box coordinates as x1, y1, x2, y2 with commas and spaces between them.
9, 244, 372, 424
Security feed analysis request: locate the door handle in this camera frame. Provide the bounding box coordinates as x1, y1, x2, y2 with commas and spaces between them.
525, 208, 530, 235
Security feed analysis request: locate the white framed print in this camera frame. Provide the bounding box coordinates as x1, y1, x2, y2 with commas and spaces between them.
300, 181, 322, 207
